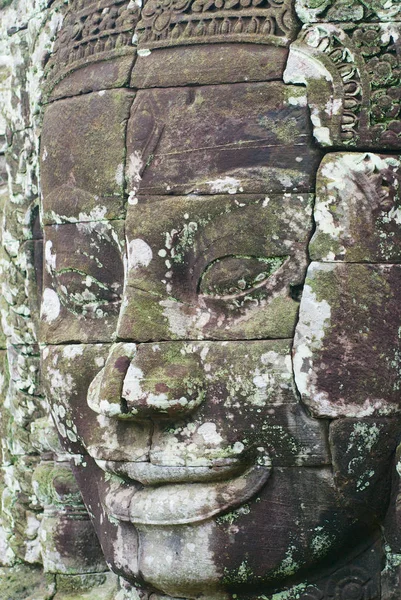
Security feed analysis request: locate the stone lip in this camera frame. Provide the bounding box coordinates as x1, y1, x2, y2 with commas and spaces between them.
96, 458, 245, 484
102, 463, 271, 525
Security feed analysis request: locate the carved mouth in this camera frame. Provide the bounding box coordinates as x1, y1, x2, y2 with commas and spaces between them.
95, 458, 246, 484
101, 462, 271, 526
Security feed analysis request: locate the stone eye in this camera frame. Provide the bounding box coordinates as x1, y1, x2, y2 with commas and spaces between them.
54, 268, 121, 312
198, 255, 288, 298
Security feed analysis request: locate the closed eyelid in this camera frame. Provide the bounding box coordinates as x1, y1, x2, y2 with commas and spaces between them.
198, 254, 291, 299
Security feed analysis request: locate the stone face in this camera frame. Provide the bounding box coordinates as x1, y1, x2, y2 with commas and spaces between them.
310, 153, 401, 262
293, 262, 401, 418
1, 0, 401, 596
119, 193, 313, 341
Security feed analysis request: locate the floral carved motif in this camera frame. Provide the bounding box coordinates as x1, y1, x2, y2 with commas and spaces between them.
286, 22, 401, 149
295, 0, 401, 23
136, 0, 300, 48
45, 0, 140, 88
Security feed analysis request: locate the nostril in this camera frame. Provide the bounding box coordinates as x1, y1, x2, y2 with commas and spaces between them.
87, 342, 137, 418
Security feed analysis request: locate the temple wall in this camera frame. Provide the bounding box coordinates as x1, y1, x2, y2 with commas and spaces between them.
0, 2, 127, 597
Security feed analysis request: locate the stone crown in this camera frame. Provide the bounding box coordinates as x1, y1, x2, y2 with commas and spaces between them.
45, 0, 299, 88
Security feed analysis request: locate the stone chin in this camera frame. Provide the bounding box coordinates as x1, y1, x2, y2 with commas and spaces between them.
72, 455, 382, 599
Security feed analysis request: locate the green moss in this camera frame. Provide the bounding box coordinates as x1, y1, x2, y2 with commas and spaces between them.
234, 295, 300, 339
258, 116, 303, 145
309, 231, 343, 261
0, 565, 55, 600
223, 559, 258, 586
54, 573, 118, 600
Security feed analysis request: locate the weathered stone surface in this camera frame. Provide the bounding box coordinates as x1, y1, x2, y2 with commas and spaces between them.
41, 221, 125, 344
133, 467, 379, 595
118, 193, 312, 341
285, 22, 401, 149
0, 564, 55, 600
88, 340, 330, 466
48, 55, 137, 102
330, 419, 401, 514
294, 262, 401, 418
32, 461, 106, 574
130, 44, 289, 88
71, 454, 384, 597
40, 90, 135, 225
44, 0, 140, 101
53, 572, 119, 600
135, 0, 299, 51
126, 83, 321, 197
41, 344, 152, 461
1, 456, 42, 564
1, 0, 400, 594
382, 555, 401, 600
310, 153, 401, 262
296, 0, 401, 23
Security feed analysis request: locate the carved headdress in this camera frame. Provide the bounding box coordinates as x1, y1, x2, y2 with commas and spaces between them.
45, 0, 300, 95
45, 0, 400, 149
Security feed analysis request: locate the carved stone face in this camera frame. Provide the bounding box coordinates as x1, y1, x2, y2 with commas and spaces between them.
39, 73, 401, 597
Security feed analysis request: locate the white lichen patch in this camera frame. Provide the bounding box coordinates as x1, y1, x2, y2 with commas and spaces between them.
128, 151, 143, 187
122, 364, 167, 409
205, 177, 243, 195
44, 240, 57, 273
347, 422, 380, 454
128, 239, 153, 269
310, 112, 332, 146
160, 299, 190, 338
62, 345, 84, 359
77, 205, 108, 222
41, 288, 61, 323
196, 423, 223, 446
293, 264, 333, 408
115, 163, 124, 187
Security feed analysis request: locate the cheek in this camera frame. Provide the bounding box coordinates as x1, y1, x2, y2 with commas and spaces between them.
294, 262, 401, 419
41, 344, 153, 460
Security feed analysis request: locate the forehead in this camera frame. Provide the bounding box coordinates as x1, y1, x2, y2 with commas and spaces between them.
40, 81, 321, 223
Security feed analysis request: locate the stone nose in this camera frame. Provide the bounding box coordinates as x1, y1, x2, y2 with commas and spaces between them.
87, 342, 206, 420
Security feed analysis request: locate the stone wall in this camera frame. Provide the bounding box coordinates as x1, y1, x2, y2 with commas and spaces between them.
0, 2, 125, 597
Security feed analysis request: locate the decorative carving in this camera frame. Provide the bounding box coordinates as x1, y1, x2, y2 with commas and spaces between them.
295, 0, 401, 23
45, 0, 140, 93
285, 22, 401, 148
136, 0, 300, 49
325, 566, 379, 600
